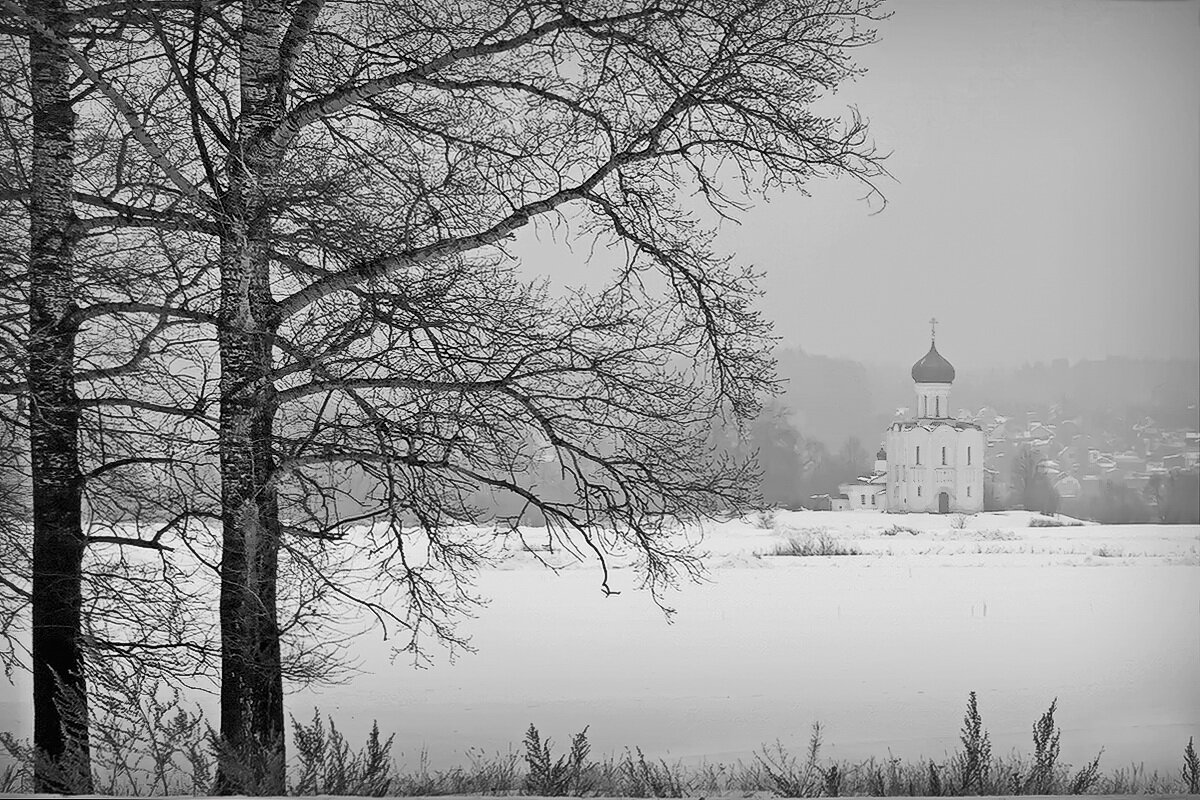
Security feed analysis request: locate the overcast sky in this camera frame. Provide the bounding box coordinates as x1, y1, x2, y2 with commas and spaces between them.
513, 0, 1200, 369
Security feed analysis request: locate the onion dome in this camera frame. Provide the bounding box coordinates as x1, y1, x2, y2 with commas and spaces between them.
911, 342, 955, 383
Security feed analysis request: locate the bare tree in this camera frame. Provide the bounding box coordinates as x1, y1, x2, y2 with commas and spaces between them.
0, 4, 226, 789
2, 6, 403, 788
7, 0, 96, 788
10, 1, 887, 792
1010, 443, 1058, 515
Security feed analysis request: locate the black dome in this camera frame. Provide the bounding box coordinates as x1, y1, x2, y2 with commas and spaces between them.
911, 343, 955, 383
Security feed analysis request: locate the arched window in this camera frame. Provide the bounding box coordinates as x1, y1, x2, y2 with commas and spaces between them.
967, 486, 972, 497
967, 446, 972, 465
917, 486, 922, 497
916, 446, 921, 465
935, 396, 940, 417
941, 446, 946, 465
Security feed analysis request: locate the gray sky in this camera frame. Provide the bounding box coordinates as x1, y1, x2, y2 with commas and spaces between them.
514, 0, 1200, 369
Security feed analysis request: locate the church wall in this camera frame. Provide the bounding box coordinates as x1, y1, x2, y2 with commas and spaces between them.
915, 382, 952, 420
955, 428, 986, 512
838, 482, 887, 511
885, 421, 985, 513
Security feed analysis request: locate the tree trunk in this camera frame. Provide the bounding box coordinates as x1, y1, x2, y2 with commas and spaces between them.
26, 0, 93, 792
214, 1, 287, 792
214, 232, 284, 792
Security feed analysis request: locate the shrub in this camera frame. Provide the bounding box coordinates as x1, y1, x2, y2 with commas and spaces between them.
522, 724, 593, 796
393, 747, 520, 796
1, 675, 213, 796
619, 747, 686, 797
1026, 698, 1062, 794
754, 723, 825, 797
1182, 737, 1199, 794
927, 760, 943, 796
956, 691, 992, 794
748, 509, 778, 530
0, 732, 34, 794
859, 754, 907, 796
766, 531, 860, 557
291, 710, 395, 796
1068, 751, 1103, 794
822, 761, 844, 796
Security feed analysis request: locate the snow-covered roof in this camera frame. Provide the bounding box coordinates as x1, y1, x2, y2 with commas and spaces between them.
891, 419, 982, 433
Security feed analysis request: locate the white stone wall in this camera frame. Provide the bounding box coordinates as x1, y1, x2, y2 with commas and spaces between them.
886, 422, 985, 513
954, 427, 986, 513
838, 482, 887, 511
914, 382, 953, 420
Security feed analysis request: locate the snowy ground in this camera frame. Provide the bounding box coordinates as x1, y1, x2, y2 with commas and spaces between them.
2, 511, 1198, 777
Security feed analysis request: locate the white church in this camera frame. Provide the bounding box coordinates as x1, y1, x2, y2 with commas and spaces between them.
837, 323, 985, 513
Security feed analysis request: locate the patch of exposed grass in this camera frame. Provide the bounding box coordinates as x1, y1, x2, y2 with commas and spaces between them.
765, 530, 861, 557
882, 523, 921, 536
1030, 515, 1083, 527
747, 509, 779, 529
968, 528, 1021, 541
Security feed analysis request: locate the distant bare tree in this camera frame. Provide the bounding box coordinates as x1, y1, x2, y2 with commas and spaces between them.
837, 437, 870, 479
11, 1, 887, 791
1010, 444, 1057, 515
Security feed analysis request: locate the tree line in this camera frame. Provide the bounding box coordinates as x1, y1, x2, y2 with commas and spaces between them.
712, 402, 875, 509
0, 0, 884, 793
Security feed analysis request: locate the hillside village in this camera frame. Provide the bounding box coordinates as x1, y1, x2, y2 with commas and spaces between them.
974, 404, 1200, 522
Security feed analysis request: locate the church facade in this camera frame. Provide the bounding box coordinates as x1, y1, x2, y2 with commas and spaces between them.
883, 331, 985, 514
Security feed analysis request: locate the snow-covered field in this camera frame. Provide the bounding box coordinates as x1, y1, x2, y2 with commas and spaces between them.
2, 511, 1198, 776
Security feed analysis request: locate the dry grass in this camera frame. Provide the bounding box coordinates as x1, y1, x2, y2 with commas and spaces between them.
764, 530, 861, 557
3, 690, 1196, 796
1030, 515, 1084, 527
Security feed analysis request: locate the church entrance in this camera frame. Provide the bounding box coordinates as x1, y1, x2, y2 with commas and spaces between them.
938, 492, 950, 514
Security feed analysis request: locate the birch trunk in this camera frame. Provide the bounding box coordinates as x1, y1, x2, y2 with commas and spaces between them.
214, 1, 287, 791
26, 0, 92, 791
